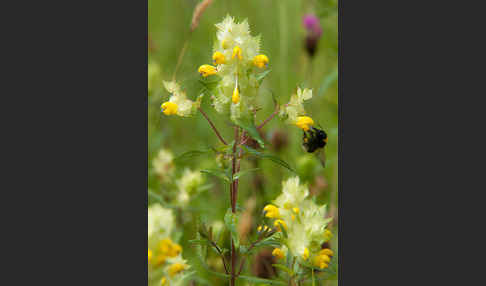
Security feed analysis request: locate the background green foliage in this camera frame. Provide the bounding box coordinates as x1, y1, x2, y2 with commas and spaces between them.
149, 0, 337, 285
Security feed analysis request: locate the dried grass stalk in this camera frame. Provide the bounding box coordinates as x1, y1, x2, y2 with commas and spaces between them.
191, 0, 213, 32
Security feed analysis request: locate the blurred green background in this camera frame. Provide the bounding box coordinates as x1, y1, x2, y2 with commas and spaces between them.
148, 0, 337, 285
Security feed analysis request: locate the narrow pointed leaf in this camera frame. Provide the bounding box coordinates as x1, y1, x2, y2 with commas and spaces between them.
201, 169, 231, 182
233, 168, 260, 180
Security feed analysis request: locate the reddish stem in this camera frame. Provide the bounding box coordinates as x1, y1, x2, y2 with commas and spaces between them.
198, 107, 227, 145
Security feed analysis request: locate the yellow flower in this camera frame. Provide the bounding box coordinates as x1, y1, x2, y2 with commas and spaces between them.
232, 46, 242, 60
221, 39, 229, 49
232, 86, 240, 104
313, 254, 330, 269
295, 116, 314, 131
257, 225, 269, 232
324, 229, 333, 241
161, 102, 178, 116
274, 219, 287, 232
291, 214, 295, 221
302, 247, 310, 260
272, 248, 285, 260
155, 255, 166, 266
213, 51, 226, 65
159, 238, 182, 257
253, 54, 269, 68
160, 277, 167, 285
148, 249, 153, 263
168, 263, 187, 277
198, 64, 217, 77
292, 207, 299, 214
263, 204, 280, 218
319, 248, 334, 257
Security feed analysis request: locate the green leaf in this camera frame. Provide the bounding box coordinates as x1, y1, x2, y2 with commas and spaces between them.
272, 264, 292, 275
198, 76, 222, 91
188, 239, 208, 244
277, 221, 288, 238
255, 69, 272, 85
239, 245, 249, 254
233, 168, 260, 180
224, 208, 239, 249
237, 275, 286, 285
173, 148, 212, 162
253, 237, 280, 248
236, 117, 265, 148
148, 190, 177, 209
196, 183, 214, 192
201, 169, 231, 182
243, 146, 295, 173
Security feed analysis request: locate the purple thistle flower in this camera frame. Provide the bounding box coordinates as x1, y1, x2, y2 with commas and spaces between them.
302, 14, 323, 57
303, 14, 322, 37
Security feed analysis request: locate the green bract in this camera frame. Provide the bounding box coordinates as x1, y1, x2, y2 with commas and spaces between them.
279, 87, 313, 124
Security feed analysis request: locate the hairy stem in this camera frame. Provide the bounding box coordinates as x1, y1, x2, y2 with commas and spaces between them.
209, 240, 229, 274
257, 105, 280, 130
230, 126, 240, 286
198, 107, 227, 145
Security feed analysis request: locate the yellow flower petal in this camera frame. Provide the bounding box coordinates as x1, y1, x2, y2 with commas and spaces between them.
161, 102, 178, 116
320, 248, 334, 257
232, 46, 242, 60
198, 64, 217, 77
272, 248, 285, 260
232, 87, 240, 104
253, 54, 269, 68
263, 204, 280, 218
168, 263, 187, 277
302, 247, 309, 260
295, 116, 314, 131
212, 51, 226, 65
274, 219, 287, 232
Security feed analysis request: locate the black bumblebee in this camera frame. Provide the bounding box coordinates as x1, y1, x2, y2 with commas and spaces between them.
302, 126, 328, 167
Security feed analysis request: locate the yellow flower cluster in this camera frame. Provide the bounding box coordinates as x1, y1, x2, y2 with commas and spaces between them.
272, 248, 285, 260
159, 238, 182, 257
262, 177, 334, 267
195, 15, 270, 122
148, 204, 190, 285
151, 238, 182, 266
313, 248, 334, 269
